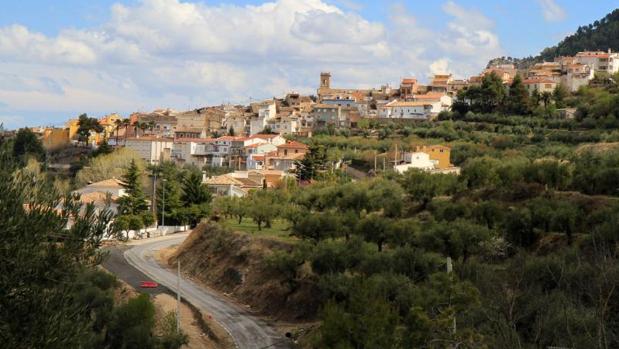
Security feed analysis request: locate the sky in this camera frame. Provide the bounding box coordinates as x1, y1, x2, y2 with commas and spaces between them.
0, 0, 617, 129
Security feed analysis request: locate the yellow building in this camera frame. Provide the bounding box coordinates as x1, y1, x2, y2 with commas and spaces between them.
42, 128, 70, 150
66, 114, 120, 145
66, 119, 80, 141
414, 145, 452, 169
99, 113, 122, 141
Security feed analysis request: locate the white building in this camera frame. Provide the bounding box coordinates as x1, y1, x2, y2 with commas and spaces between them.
561, 64, 595, 92
247, 133, 286, 146
412, 93, 453, 114
171, 138, 214, 167
125, 137, 173, 164
523, 78, 557, 94
244, 143, 277, 156
249, 101, 277, 135
269, 116, 300, 135
395, 152, 437, 173
575, 50, 619, 74
395, 151, 461, 175
381, 101, 434, 120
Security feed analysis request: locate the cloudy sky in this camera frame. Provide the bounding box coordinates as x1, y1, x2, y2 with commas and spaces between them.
0, 0, 616, 128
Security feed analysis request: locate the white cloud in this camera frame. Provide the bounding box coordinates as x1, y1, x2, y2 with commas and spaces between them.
430, 59, 450, 76
538, 0, 566, 22
442, 1, 494, 30
0, 25, 97, 65
437, 1, 501, 75
0, 0, 503, 126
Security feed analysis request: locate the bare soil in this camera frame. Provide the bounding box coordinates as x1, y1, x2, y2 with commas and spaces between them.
158, 223, 320, 322
153, 294, 235, 349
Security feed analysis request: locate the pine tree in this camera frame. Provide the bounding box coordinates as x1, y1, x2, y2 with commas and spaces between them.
479, 72, 507, 113
505, 74, 530, 115
76, 113, 103, 144
181, 170, 211, 205
13, 128, 46, 162
118, 160, 148, 215
295, 144, 328, 181
553, 84, 569, 108
157, 172, 182, 225
178, 170, 212, 227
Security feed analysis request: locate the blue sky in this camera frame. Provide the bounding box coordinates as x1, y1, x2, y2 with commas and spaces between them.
0, 0, 617, 128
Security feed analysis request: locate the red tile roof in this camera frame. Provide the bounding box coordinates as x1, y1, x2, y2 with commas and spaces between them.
126, 136, 174, 142
173, 138, 214, 143
277, 141, 308, 150
523, 78, 556, 84
215, 136, 248, 142
249, 134, 280, 140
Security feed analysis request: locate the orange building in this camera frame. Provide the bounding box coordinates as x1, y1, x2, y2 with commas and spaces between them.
99, 113, 122, 141
414, 145, 452, 169
276, 141, 308, 157
400, 78, 419, 99
42, 128, 70, 150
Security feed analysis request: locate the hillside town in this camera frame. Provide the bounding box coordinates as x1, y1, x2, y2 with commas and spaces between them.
8, 1, 619, 348
24, 49, 617, 190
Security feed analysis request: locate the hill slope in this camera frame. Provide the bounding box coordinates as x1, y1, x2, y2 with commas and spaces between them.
540, 9, 619, 60
488, 8, 619, 68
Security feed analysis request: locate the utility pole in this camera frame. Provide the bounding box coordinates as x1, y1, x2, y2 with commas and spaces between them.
177, 260, 181, 333
152, 171, 157, 217
394, 143, 398, 169
161, 178, 167, 227
446, 256, 456, 336
374, 150, 377, 173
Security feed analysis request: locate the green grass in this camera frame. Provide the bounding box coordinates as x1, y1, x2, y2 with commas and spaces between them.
221, 218, 297, 243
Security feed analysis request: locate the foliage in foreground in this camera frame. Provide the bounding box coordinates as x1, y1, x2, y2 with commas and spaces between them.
0, 151, 187, 349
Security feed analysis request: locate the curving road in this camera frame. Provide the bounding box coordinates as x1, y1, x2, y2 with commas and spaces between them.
122, 234, 289, 349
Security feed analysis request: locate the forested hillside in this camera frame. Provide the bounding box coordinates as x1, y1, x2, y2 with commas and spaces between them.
541, 9, 619, 60
489, 8, 619, 67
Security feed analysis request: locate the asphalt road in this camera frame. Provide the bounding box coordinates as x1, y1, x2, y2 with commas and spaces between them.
116, 234, 290, 349
103, 245, 168, 296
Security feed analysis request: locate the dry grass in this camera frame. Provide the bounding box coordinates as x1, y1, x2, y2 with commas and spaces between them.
575, 142, 619, 154
220, 218, 298, 243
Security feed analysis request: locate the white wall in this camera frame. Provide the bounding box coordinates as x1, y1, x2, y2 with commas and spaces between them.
395, 152, 437, 174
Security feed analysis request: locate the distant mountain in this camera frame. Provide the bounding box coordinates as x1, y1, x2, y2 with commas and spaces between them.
540, 9, 619, 60
488, 8, 619, 68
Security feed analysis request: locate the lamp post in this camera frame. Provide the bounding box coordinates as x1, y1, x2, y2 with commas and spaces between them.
161, 178, 167, 227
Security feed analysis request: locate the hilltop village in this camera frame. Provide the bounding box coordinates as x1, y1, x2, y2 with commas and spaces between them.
17, 48, 616, 199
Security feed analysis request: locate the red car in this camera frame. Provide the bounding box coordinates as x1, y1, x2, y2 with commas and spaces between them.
140, 281, 159, 288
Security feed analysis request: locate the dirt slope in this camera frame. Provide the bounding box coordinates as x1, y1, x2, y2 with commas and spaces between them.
163, 223, 319, 321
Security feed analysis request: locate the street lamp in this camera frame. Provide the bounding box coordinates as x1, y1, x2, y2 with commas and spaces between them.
161, 178, 167, 227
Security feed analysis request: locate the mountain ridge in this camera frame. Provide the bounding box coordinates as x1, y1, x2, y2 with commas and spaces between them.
488, 8, 619, 69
